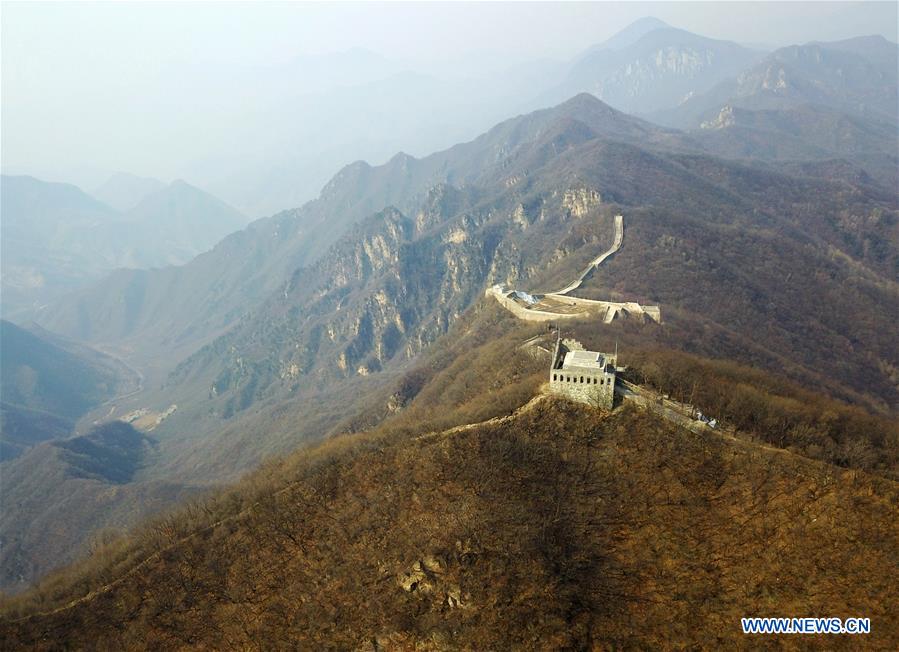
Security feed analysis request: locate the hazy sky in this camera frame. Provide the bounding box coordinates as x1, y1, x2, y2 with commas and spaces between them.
3, 1, 897, 192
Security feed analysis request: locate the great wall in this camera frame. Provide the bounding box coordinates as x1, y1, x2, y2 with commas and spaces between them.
487, 213, 661, 324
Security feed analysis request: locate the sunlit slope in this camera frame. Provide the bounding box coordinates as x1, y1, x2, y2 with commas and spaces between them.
2, 395, 895, 649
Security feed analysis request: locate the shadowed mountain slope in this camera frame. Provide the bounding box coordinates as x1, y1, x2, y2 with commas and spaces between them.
0, 421, 199, 592
0, 320, 138, 461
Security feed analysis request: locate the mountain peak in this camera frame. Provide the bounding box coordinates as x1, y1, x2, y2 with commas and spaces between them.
168, 178, 195, 191
558, 92, 615, 112
93, 172, 165, 212
593, 16, 671, 51
130, 179, 242, 219
388, 151, 416, 166
548, 93, 653, 136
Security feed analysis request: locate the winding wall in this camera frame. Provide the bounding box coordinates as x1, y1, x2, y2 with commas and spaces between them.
553, 214, 623, 295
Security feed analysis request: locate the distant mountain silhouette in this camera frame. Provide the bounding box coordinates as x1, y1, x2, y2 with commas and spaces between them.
1, 175, 248, 316
587, 16, 671, 52
647, 35, 899, 188
93, 172, 166, 211
541, 25, 764, 115
655, 35, 899, 126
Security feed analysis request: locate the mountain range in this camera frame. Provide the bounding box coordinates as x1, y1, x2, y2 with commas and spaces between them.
0, 17, 897, 647
652, 35, 899, 187
657, 35, 898, 126
192, 21, 896, 217
8, 20, 893, 222
4, 84, 897, 594
184, 18, 766, 217
1, 175, 249, 317
92, 172, 167, 212
544, 24, 764, 115
3, 302, 897, 647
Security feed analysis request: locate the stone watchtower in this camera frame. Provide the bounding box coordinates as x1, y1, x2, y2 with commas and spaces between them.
548, 335, 619, 409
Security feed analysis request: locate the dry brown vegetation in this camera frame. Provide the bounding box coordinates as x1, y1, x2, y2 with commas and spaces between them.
3, 305, 897, 649
623, 348, 899, 479
2, 396, 897, 649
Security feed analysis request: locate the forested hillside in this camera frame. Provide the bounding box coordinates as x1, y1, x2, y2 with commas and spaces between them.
4, 6, 898, 647
3, 302, 896, 649
5, 92, 897, 596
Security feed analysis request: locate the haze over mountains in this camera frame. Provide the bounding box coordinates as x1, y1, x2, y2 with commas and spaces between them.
3, 18, 895, 217
153, 21, 899, 216
92, 172, 167, 212
136, 18, 773, 217
657, 34, 899, 126
1, 174, 248, 316
6, 88, 898, 592
1, 10, 898, 647
543, 21, 765, 114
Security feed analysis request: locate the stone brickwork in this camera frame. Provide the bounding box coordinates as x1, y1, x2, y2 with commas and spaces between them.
548, 337, 617, 409
486, 213, 661, 325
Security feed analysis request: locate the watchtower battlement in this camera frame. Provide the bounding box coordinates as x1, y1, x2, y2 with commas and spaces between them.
548, 335, 621, 409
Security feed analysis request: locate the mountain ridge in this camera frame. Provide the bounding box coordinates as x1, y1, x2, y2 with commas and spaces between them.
543, 27, 764, 115
586, 17, 671, 53
655, 35, 899, 127
6, 89, 897, 599
1, 175, 248, 318
92, 173, 166, 212
2, 333, 897, 646
31, 94, 671, 361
